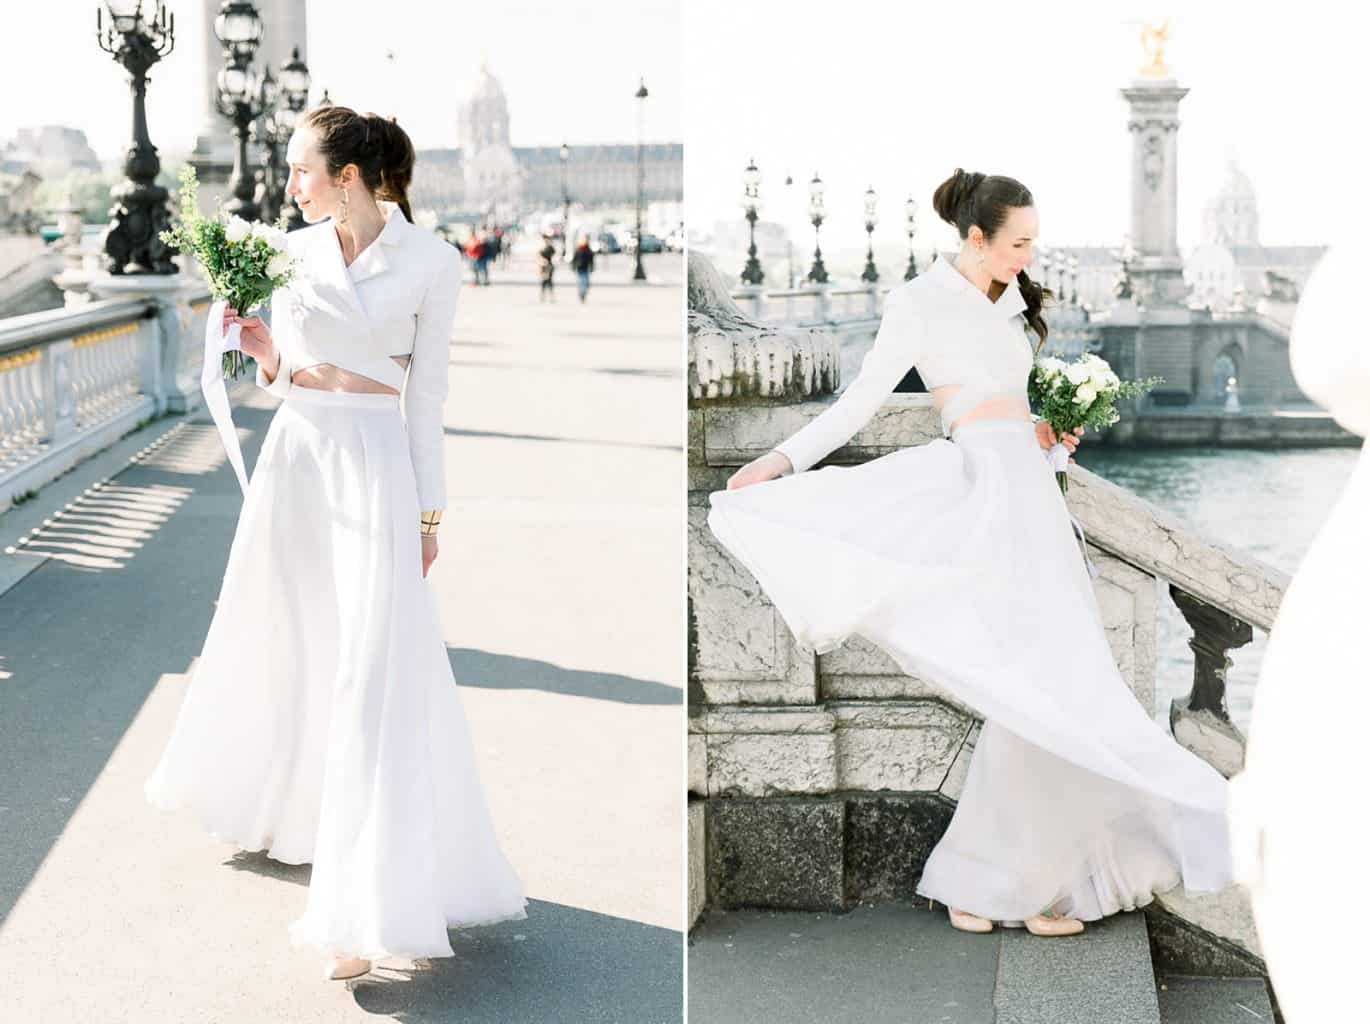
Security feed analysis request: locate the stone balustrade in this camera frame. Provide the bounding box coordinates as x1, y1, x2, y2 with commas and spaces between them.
0, 276, 213, 511
686, 250, 1280, 978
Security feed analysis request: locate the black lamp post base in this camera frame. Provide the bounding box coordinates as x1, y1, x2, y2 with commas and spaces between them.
807, 252, 829, 285
103, 179, 178, 275
904, 253, 919, 281
861, 257, 879, 284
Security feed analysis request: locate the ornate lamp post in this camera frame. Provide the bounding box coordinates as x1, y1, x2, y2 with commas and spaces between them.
560, 142, 571, 261
903, 196, 919, 281
250, 65, 286, 223
1068, 254, 1080, 305
740, 158, 763, 285
632, 77, 649, 282
784, 173, 796, 288
95, 1, 178, 275
805, 172, 828, 285
274, 46, 312, 231
860, 184, 879, 283
213, 1, 265, 221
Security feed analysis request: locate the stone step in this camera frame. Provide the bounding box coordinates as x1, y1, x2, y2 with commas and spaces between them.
1156, 975, 1276, 1023
993, 909, 1160, 1024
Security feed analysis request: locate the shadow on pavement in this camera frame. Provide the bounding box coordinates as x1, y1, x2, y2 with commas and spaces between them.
450, 648, 681, 707
349, 898, 681, 1023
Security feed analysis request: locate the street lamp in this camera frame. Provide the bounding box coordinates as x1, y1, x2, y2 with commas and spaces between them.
903, 196, 919, 280
784, 173, 796, 288
560, 142, 571, 261
632, 77, 648, 281
740, 158, 763, 285
860, 184, 879, 283
250, 65, 284, 223
275, 45, 312, 231
213, 1, 265, 221
806, 172, 828, 285
95, 0, 178, 275
1068, 254, 1080, 305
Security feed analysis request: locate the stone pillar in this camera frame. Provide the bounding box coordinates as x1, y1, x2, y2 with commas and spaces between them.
1120, 76, 1190, 307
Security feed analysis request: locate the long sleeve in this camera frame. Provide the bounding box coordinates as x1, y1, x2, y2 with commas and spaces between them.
403, 244, 461, 511
255, 288, 294, 398
773, 286, 923, 474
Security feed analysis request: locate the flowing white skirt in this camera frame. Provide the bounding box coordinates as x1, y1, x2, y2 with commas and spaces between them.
707, 417, 1233, 922
145, 385, 527, 960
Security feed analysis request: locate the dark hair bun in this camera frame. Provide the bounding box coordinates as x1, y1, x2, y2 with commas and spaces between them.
931, 167, 986, 227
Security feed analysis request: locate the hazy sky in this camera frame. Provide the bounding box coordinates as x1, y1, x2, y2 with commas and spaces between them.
685, 0, 1366, 251
7, 0, 682, 161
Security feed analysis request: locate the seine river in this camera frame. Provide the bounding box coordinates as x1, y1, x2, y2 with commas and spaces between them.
1073, 442, 1362, 732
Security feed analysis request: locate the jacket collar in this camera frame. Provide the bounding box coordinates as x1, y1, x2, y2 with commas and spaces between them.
929, 252, 1028, 318
307, 199, 409, 317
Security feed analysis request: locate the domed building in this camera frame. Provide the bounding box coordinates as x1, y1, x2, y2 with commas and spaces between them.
408, 60, 683, 223
456, 62, 525, 219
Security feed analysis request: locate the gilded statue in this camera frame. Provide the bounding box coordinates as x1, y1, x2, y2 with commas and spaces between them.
1139, 18, 1171, 78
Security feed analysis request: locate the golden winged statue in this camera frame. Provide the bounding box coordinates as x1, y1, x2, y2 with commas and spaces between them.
1139, 18, 1172, 77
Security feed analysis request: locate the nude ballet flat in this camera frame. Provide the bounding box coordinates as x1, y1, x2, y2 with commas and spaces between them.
324, 953, 372, 980
928, 898, 995, 933
1022, 910, 1084, 936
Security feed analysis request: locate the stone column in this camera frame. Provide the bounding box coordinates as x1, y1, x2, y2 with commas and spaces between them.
1119, 75, 1190, 307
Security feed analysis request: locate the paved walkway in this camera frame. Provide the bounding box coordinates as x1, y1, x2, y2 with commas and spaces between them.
0, 281, 683, 1021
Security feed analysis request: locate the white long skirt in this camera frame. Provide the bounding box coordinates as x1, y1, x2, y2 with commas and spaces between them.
145, 386, 527, 960
707, 417, 1233, 922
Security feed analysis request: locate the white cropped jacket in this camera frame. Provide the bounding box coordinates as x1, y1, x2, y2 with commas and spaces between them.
256, 200, 462, 511
773, 255, 1039, 474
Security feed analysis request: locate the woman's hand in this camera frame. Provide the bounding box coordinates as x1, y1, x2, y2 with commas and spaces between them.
1035, 421, 1084, 464
421, 533, 439, 577
727, 451, 794, 490
223, 305, 275, 365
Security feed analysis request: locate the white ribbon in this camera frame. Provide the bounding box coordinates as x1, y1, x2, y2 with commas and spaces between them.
201, 299, 250, 495
1045, 441, 1101, 579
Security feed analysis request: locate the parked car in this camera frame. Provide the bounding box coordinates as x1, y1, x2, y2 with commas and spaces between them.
624, 232, 664, 254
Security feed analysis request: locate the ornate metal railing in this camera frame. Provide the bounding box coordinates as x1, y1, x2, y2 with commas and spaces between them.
0, 287, 212, 509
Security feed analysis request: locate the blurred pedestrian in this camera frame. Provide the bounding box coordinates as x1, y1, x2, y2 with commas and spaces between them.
572, 233, 595, 303
538, 235, 557, 302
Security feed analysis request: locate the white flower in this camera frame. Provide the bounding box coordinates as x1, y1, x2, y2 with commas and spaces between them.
1074, 383, 1098, 405
255, 223, 289, 251
267, 251, 293, 278
224, 215, 251, 243
1065, 362, 1091, 385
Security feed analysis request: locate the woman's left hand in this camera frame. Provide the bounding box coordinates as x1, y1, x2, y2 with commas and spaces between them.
1036, 421, 1085, 463
421, 534, 439, 577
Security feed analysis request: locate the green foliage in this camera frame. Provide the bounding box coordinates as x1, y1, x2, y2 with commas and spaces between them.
158, 165, 300, 379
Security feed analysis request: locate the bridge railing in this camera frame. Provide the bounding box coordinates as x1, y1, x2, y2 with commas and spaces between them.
0, 283, 213, 511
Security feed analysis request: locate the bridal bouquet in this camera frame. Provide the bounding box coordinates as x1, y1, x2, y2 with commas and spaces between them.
159, 164, 300, 496
1028, 353, 1164, 494
158, 163, 298, 380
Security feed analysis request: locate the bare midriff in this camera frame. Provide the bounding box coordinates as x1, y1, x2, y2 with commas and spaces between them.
931, 383, 1032, 436
283, 354, 411, 395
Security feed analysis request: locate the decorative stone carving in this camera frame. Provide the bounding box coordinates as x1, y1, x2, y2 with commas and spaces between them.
688, 250, 840, 403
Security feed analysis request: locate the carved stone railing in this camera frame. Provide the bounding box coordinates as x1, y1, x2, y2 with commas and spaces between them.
686, 251, 1282, 972
729, 281, 885, 327
0, 277, 212, 511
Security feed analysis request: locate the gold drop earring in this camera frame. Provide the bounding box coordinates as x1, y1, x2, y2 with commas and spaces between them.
339, 186, 350, 226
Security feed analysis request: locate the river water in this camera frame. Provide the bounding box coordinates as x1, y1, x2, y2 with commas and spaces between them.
1073, 442, 1362, 732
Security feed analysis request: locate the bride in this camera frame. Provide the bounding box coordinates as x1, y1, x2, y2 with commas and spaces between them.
708, 168, 1234, 937
144, 104, 526, 980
